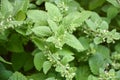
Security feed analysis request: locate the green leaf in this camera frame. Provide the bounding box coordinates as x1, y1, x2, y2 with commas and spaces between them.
0, 56, 12, 64
94, 37, 102, 44
107, 0, 120, 8
43, 61, 52, 74
86, 19, 96, 31
79, 37, 90, 50
88, 75, 99, 80
107, 5, 119, 19
6, 34, 24, 53
23, 54, 34, 71
32, 37, 45, 50
65, 33, 85, 52
15, 10, 26, 21
62, 11, 91, 32
115, 43, 120, 52
36, 0, 44, 5
11, 53, 27, 71
32, 26, 52, 37
34, 52, 46, 71
99, 21, 109, 30
75, 65, 91, 80
47, 19, 58, 33
8, 72, 27, 80
89, 0, 106, 10
45, 2, 62, 22
96, 45, 110, 59
89, 53, 105, 75
0, 70, 13, 80
46, 77, 56, 80
13, 0, 29, 14
57, 49, 74, 56
27, 10, 48, 25
1, 0, 13, 16
61, 55, 74, 64
27, 73, 46, 80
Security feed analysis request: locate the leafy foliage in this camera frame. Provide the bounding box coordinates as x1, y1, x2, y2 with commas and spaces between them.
1, 0, 120, 80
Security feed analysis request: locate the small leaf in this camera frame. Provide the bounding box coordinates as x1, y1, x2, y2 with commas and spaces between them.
32, 26, 52, 37
32, 37, 45, 50
15, 10, 26, 21
43, 61, 52, 74
34, 52, 46, 71
8, 72, 27, 80
94, 37, 102, 44
61, 55, 74, 64
65, 33, 85, 52
99, 21, 108, 30
47, 19, 58, 33
45, 2, 62, 22
27, 10, 48, 25
0, 56, 12, 64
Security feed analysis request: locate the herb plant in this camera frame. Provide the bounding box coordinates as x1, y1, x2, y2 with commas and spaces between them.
0, 0, 120, 80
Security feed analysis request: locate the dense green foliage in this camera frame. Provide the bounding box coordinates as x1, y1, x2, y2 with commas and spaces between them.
0, 0, 120, 80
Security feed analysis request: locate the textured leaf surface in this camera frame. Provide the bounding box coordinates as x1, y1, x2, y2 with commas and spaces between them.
8, 72, 27, 80
43, 61, 52, 74
32, 26, 52, 37
45, 2, 62, 22
65, 33, 85, 52
34, 52, 46, 71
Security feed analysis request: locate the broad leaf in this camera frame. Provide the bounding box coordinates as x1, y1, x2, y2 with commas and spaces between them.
89, 53, 105, 75
45, 2, 62, 22
65, 33, 85, 52
32, 26, 52, 37
43, 61, 52, 74
34, 52, 46, 71
75, 65, 91, 80
107, 5, 119, 19
27, 10, 48, 25
8, 72, 27, 80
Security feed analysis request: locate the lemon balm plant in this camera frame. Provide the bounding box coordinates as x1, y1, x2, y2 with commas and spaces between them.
0, 0, 120, 80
